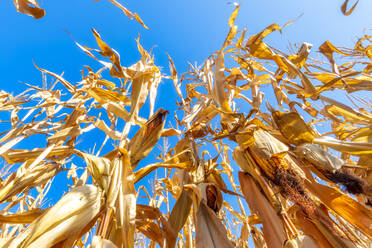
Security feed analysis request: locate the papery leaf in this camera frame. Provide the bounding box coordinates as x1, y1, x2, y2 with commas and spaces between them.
272, 111, 315, 145
239, 172, 286, 248
166, 190, 192, 248
80, 152, 113, 192
195, 201, 234, 248
0, 208, 47, 224
319, 41, 353, 72
13, 0, 45, 19
245, 24, 281, 59
104, 0, 149, 29
92, 29, 125, 78
118, 148, 136, 248
314, 136, 372, 155
341, 0, 359, 16
306, 180, 372, 237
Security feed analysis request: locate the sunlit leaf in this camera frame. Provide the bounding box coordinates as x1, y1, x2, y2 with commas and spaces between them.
13, 0, 45, 19
341, 0, 359, 16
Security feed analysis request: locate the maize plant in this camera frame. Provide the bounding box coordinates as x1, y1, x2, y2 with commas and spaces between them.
1, 1, 371, 247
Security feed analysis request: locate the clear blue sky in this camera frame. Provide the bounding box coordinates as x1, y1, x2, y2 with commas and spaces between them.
1, 0, 371, 97
0, 0, 371, 242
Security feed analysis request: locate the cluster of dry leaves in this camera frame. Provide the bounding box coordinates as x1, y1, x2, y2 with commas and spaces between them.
11, 0, 362, 20
2, 1, 372, 248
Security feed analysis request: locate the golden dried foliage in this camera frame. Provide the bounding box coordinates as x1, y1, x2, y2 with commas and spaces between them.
2, 2, 372, 248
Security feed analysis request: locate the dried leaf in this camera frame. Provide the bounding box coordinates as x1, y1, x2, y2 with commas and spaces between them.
103, 0, 149, 29
273, 111, 315, 145
166, 190, 192, 248
118, 148, 136, 248
13, 0, 45, 19
341, 0, 359, 16
246, 24, 281, 59
80, 152, 113, 192
313, 136, 372, 155
0, 163, 62, 203
195, 201, 234, 248
0, 208, 46, 224
294, 144, 344, 172
306, 181, 372, 237
92, 29, 125, 78
1, 146, 72, 164
213, 51, 232, 113
92, 236, 118, 248
283, 235, 318, 248
239, 172, 286, 248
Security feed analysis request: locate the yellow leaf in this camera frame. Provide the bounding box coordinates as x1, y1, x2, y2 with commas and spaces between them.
0, 208, 46, 224
80, 152, 113, 192
88, 88, 131, 105
245, 24, 281, 59
92, 29, 125, 78
161, 128, 181, 137
195, 201, 234, 248
166, 190, 192, 248
272, 111, 315, 145
1, 146, 72, 164
13, 0, 45, 19
306, 180, 372, 237
118, 149, 136, 248
319, 41, 353, 72
222, 3, 240, 49
313, 136, 372, 155
341, 0, 359, 16
213, 51, 233, 113
17, 185, 103, 248
239, 172, 286, 247
134, 162, 190, 184
105, 0, 149, 29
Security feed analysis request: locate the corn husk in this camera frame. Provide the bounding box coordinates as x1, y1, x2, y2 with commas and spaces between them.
9, 185, 103, 248
283, 235, 319, 248
294, 143, 344, 172
92, 236, 118, 248
251, 128, 288, 159
128, 108, 168, 168
239, 172, 286, 248
195, 201, 234, 248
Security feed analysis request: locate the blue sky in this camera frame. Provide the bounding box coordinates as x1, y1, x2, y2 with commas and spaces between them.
0, 0, 371, 244
1, 0, 371, 98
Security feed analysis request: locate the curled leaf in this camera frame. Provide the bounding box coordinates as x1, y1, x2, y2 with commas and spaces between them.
13, 0, 45, 19
341, 0, 359, 16
105, 0, 149, 29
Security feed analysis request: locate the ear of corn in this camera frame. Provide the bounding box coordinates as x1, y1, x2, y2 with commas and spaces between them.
128, 108, 168, 168
283, 235, 318, 248
10, 185, 102, 248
